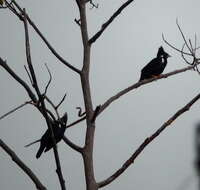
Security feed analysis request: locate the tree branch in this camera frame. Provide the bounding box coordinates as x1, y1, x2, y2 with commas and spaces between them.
98, 91, 200, 188
98, 63, 200, 116
0, 101, 31, 121
22, 10, 67, 190
0, 58, 37, 103
63, 136, 83, 153
0, 139, 47, 190
9, 0, 81, 74
89, 0, 136, 44
66, 116, 86, 129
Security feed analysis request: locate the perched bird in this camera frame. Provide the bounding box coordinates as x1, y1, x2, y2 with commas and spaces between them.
139, 46, 171, 81
35, 113, 68, 159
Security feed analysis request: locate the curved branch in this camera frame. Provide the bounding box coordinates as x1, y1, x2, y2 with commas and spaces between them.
98, 63, 200, 116
162, 34, 191, 56
63, 136, 83, 153
0, 139, 47, 190
89, 0, 136, 44
98, 91, 200, 188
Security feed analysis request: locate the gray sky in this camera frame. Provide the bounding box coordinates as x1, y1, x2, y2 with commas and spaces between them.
1, 0, 200, 189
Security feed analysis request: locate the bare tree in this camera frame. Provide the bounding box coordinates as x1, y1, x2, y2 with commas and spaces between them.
0, 1, 200, 190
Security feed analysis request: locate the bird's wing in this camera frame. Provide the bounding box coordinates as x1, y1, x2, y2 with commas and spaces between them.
141, 58, 158, 72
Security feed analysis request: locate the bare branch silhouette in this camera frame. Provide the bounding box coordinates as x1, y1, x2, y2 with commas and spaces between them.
23, 10, 66, 190
44, 63, 52, 95
6, 0, 81, 74
0, 58, 37, 102
98, 91, 200, 188
63, 136, 83, 153
0, 139, 47, 190
89, 0, 136, 44
0, 101, 31, 121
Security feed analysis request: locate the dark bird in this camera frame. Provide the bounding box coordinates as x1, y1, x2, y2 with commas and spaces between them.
139, 46, 171, 81
35, 113, 68, 159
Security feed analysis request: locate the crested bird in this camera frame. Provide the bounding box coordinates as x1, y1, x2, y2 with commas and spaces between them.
139, 46, 171, 81
35, 112, 68, 159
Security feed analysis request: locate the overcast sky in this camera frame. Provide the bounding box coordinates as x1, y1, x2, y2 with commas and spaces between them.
1, 0, 200, 190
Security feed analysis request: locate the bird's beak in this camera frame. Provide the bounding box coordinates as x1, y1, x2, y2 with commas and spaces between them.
167, 54, 172, 58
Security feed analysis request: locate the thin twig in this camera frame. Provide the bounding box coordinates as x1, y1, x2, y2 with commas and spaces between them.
24, 65, 33, 85
66, 116, 86, 129
44, 63, 52, 95
0, 101, 31, 121
89, 0, 99, 9
98, 91, 200, 188
181, 44, 192, 65
0, 139, 47, 190
45, 95, 60, 119
56, 94, 67, 110
162, 34, 191, 56
76, 107, 86, 117
89, 0, 136, 44
176, 19, 193, 55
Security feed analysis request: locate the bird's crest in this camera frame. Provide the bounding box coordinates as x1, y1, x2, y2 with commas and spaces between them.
157, 46, 165, 57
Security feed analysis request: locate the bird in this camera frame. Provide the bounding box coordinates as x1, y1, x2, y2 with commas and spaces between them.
35, 113, 68, 159
139, 46, 171, 81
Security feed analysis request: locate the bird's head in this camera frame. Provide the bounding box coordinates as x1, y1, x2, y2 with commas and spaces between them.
157, 46, 171, 59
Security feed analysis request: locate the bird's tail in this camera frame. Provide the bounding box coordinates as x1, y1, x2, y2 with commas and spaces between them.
36, 145, 45, 159
24, 139, 40, 148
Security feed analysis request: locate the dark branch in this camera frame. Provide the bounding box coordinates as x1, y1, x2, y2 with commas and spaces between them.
23, 9, 41, 97
0, 58, 37, 102
44, 63, 52, 95
63, 136, 83, 153
66, 116, 86, 129
0, 101, 31, 121
56, 94, 67, 110
89, 0, 136, 44
98, 91, 200, 188
76, 107, 86, 117
176, 19, 193, 55
162, 34, 191, 56
0, 139, 47, 190
11, 0, 81, 74
24, 65, 33, 85
23, 10, 66, 190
